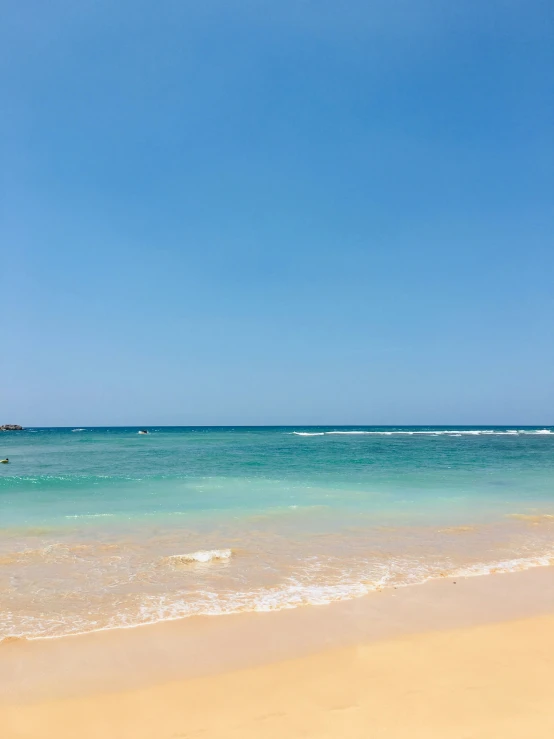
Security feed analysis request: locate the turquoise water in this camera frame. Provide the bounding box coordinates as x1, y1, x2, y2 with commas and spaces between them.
1, 426, 554, 638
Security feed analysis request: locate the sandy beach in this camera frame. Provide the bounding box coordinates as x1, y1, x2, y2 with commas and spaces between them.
3, 566, 554, 738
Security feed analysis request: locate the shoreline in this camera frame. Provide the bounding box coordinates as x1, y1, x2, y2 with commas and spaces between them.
3, 550, 554, 647
3, 533, 554, 643
2, 565, 554, 704
2, 567, 554, 738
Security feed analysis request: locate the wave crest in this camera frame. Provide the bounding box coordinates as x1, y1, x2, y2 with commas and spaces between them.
165, 549, 233, 564
292, 429, 553, 437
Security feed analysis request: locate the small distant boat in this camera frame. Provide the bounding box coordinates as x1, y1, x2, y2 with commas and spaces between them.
138, 430, 149, 435
1, 458, 8, 464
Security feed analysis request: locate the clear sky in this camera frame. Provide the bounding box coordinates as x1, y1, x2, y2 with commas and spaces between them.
2, 1, 553, 426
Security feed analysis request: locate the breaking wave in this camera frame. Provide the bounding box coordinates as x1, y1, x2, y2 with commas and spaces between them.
165, 549, 233, 564
292, 429, 553, 437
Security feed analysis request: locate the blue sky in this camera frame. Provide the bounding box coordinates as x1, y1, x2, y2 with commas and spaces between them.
2, 0, 553, 425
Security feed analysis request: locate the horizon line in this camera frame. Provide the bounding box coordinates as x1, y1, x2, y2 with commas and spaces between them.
7, 424, 553, 429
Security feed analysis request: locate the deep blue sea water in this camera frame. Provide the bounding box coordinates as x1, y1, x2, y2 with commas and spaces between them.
1, 426, 554, 638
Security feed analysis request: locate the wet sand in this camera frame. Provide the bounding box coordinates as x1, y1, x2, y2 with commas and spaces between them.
2, 567, 554, 738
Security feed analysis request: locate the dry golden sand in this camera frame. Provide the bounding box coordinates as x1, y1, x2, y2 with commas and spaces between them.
2, 568, 554, 738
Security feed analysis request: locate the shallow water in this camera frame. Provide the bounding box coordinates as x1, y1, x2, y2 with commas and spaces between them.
1, 426, 554, 638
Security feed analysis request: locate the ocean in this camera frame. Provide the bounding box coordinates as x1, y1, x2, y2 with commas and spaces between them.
1, 426, 554, 639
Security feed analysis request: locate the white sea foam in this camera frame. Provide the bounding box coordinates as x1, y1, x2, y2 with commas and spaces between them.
72, 428, 86, 432
166, 549, 233, 564
292, 429, 553, 437
452, 553, 554, 578
324, 431, 373, 435
7, 545, 554, 641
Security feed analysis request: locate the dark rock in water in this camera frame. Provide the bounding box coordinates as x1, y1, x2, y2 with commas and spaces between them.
0, 425, 23, 431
